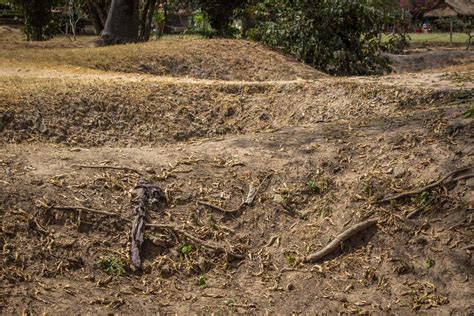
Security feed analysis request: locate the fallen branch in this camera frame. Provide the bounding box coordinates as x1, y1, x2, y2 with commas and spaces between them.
146, 223, 245, 259
48, 205, 126, 219
304, 219, 378, 263
378, 166, 472, 204
71, 164, 142, 175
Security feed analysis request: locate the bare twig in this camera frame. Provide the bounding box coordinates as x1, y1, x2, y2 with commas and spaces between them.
71, 164, 142, 175
378, 166, 472, 203
48, 205, 127, 219
146, 223, 244, 259
304, 219, 378, 263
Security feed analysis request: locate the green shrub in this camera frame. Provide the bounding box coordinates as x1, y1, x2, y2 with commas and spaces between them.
10, 0, 59, 41
251, 0, 390, 76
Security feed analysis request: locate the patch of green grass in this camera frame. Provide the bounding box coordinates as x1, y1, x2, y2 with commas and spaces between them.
307, 177, 331, 195
425, 257, 435, 269
307, 179, 321, 194
464, 108, 474, 118
97, 255, 126, 276
225, 298, 236, 306
411, 191, 434, 215
286, 254, 296, 265
382, 32, 469, 44
181, 244, 193, 255
198, 275, 206, 288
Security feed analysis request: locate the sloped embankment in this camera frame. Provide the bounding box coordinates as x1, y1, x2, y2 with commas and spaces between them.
1, 76, 470, 147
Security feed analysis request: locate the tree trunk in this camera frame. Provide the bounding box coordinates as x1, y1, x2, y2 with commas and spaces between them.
87, 1, 108, 35
139, 0, 151, 39
142, 0, 157, 41
99, 0, 139, 45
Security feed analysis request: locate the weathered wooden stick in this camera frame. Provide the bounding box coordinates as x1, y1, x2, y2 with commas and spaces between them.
304, 219, 378, 263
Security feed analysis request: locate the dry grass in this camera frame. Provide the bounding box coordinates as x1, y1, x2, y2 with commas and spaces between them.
0, 27, 323, 81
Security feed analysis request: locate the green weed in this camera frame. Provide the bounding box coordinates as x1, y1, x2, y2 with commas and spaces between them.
97, 255, 126, 276
181, 244, 193, 255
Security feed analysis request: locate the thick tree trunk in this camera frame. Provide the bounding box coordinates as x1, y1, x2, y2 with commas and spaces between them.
98, 0, 139, 46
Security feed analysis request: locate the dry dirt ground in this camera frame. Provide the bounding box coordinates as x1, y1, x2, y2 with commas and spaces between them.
1, 28, 473, 314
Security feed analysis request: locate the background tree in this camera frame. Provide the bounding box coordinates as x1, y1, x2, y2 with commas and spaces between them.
139, 0, 158, 41
98, 0, 139, 45
66, 0, 87, 39
400, 0, 438, 20
251, 0, 390, 76
10, 0, 58, 41
86, 0, 110, 34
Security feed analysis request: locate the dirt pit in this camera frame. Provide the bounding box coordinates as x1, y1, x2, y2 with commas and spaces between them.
1, 34, 474, 314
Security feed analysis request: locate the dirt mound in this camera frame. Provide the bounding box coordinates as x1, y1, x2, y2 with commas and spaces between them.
0, 38, 324, 81
2, 76, 469, 147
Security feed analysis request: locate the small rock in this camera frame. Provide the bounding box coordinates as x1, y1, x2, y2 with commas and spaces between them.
30, 179, 44, 186
145, 167, 155, 174
287, 283, 295, 291
273, 194, 286, 205
224, 106, 235, 117
259, 113, 270, 121
392, 165, 406, 178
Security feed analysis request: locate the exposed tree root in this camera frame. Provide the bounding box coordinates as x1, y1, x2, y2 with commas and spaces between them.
378, 166, 473, 204
304, 219, 378, 263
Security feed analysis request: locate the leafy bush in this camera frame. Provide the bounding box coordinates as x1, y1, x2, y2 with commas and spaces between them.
383, 33, 411, 54
10, 0, 59, 41
251, 0, 390, 76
